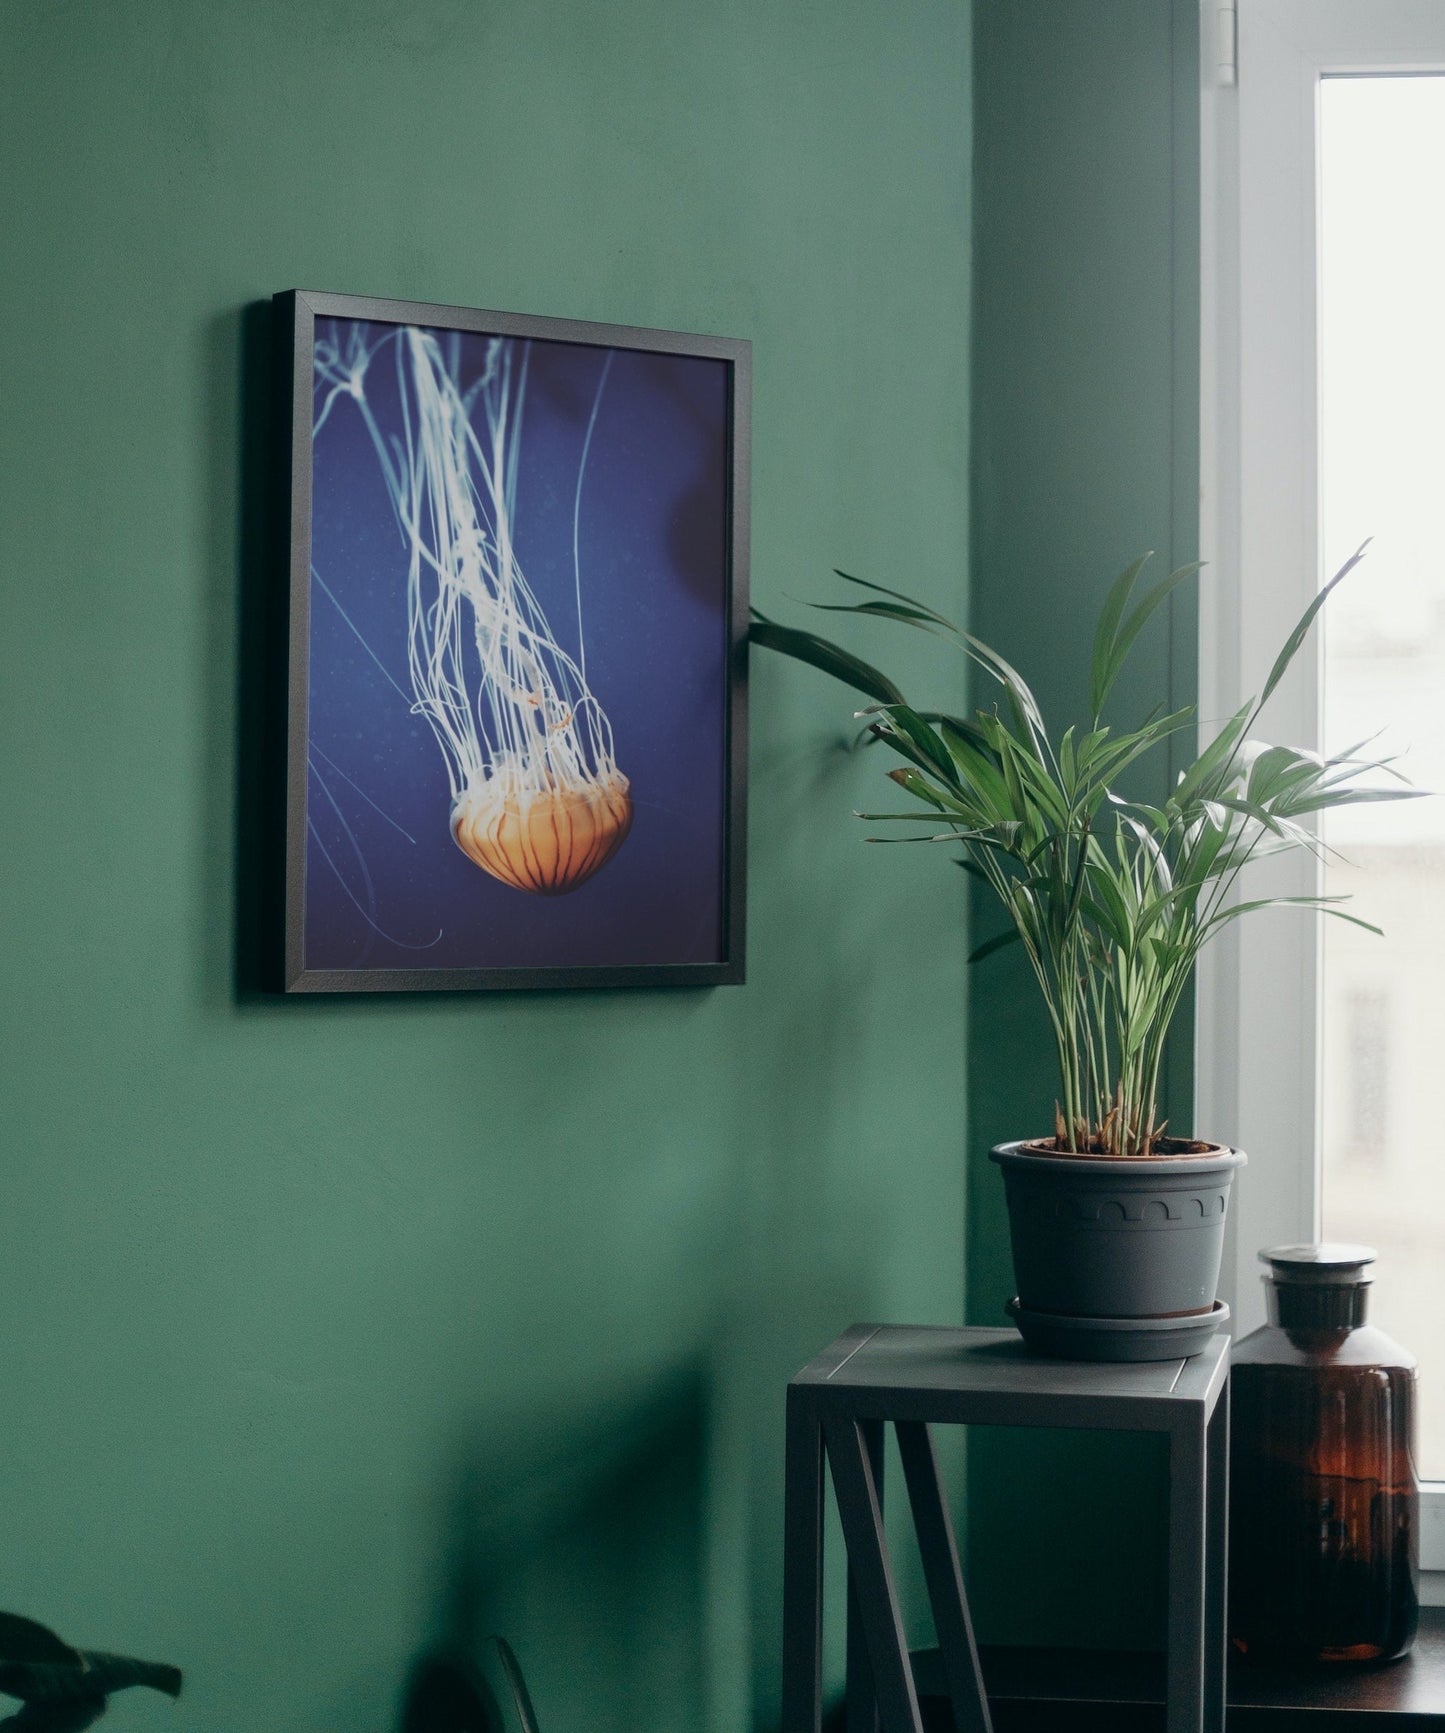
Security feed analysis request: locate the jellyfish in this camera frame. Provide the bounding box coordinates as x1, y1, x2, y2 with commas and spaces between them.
313, 320, 633, 896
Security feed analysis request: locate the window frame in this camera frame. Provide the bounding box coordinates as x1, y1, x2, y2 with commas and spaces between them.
1196, 0, 1445, 1571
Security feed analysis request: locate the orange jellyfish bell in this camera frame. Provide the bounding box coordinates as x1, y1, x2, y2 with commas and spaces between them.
452, 774, 634, 895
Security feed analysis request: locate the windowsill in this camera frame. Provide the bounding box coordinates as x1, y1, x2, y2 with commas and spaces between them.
912, 1604, 1445, 1725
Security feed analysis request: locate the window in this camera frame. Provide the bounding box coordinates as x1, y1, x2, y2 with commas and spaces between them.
1332, 987, 1390, 1170
1199, 0, 1445, 1555
1319, 73, 1445, 1481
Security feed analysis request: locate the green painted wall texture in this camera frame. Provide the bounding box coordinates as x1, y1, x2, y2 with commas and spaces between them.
965, 0, 1199, 1649
2, 0, 1207, 1699
0, 5, 970, 1730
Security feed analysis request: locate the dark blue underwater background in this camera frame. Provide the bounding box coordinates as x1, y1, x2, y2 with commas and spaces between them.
305, 317, 731, 972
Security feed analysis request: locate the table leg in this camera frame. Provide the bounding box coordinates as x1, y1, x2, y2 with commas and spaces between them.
896, 1421, 993, 1733
1205, 1385, 1229, 1731
1167, 1409, 1208, 1733
847, 1420, 884, 1733
824, 1417, 925, 1733
782, 1385, 824, 1733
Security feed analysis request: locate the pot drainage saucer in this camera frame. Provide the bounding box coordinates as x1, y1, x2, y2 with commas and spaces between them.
1006, 1296, 1230, 1363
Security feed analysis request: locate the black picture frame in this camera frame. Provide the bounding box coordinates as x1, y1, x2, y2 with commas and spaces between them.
276, 289, 750, 993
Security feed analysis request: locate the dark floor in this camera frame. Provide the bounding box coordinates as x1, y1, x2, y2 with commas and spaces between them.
821, 1611, 1445, 1732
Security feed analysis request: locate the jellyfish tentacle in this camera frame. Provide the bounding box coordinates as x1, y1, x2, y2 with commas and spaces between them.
317, 319, 633, 896
573, 350, 614, 683
312, 566, 414, 708
307, 760, 443, 949
310, 741, 418, 844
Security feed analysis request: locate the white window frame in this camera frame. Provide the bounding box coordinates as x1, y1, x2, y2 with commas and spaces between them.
1197, 0, 1445, 1578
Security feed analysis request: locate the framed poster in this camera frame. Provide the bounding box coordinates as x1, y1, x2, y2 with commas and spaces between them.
276, 290, 749, 992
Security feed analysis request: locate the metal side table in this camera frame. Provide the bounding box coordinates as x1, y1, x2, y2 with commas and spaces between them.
782, 1324, 1230, 1733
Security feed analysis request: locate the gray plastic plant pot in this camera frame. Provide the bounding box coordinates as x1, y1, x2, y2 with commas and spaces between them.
990, 1141, 1247, 1358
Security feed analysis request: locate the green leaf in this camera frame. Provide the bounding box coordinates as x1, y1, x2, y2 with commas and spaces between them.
1173, 699, 1253, 806
918, 710, 990, 743
991, 727, 1065, 845
812, 599, 952, 633
1319, 907, 1387, 936
1258, 541, 1371, 711
868, 826, 1023, 852
1085, 866, 1133, 946
1201, 894, 1384, 940
1093, 561, 1202, 722
857, 810, 970, 821
863, 704, 962, 788
748, 614, 905, 705
1004, 739, 1071, 828
1281, 786, 1427, 816
938, 722, 1012, 818
760, 543, 1412, 1159
867, 728, 985, 817
1076, 709, 1195, 811
1246, 744, 1327, 807
832, 569, 960, 631
1214, 794, 1286, 837
962, 633, 1048, 746
1175, 810, 1230, 888
1058, 724, 1077, 794
1089, 553, 1153, 721
886, 766, 951, 810
1080, 895, 1125, 947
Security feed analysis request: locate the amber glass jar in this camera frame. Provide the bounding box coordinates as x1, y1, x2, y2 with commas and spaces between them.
1229, 1244, 1418, 1664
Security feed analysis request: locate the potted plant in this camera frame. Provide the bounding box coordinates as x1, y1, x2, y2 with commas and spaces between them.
752, 547, 1417, 1360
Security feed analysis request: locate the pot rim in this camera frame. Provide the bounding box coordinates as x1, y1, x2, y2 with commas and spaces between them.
990, 1138, 1247, 1177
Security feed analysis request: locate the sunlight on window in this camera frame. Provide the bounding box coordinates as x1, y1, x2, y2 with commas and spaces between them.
1319, 74, 1445, 1479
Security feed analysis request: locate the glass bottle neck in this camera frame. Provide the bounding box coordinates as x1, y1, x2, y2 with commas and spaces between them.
1266, 1279, 1370, 1329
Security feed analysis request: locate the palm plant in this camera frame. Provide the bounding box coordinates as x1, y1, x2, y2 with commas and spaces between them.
752, 546, 1420, 1157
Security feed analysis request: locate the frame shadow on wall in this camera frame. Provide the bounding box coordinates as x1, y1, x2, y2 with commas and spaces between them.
232, 298, 289, 1003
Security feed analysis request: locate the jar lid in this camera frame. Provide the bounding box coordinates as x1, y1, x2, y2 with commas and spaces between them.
1260, 1243, 1376, 1286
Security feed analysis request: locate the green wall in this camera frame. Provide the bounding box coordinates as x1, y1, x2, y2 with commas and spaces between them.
965, 0, 1199, 1648
0, 5, 971, 1730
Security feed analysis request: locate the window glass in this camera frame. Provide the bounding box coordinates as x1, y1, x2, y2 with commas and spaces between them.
1319, 74, 1445, 1479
